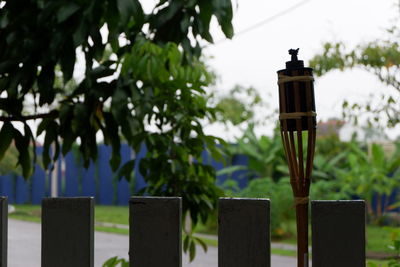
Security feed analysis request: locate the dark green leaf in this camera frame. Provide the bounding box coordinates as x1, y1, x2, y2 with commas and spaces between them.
213, 0, 234, 39
0, 122, 14, 161
117, 0, 143, 26
57, 2, 80, 23
198, 1, 213, 42
194, 237, 208, 253
117, 159, 135, 181
37, 118, 51, 137
150, 1, 183, 28
72, 19, 88, 46
42, 121, 59, 169
38, 62, 56, 106
14, 129, 32, 179
60, 39, 76, 83
189, 239, 196, 262
104, 112, 121, 171
91, 65, 115, 80
0, 98, 23, 115
183, 235, 189, 251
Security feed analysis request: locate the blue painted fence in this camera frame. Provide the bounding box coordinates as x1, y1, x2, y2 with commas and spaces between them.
1, 144, 397, 212
0, 144, 249, 205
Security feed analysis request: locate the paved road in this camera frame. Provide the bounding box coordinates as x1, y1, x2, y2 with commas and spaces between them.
8, 219, 296, 267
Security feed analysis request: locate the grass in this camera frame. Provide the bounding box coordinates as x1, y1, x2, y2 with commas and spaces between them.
95, 226, 129, 235
271, 248, 296, 257
9, 204, 130, 225
366, 259, 391, 266
8, 204, 399, 258
9, 205, 41, 223
366, 225, 394, 254
92, 206, 129, 225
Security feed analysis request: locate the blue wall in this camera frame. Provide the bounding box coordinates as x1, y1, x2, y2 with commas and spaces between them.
2, 144, 396, 211
0, 144, 239, 205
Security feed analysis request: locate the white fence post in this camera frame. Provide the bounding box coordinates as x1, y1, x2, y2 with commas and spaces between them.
218, 198, 271, 267
129, 197, 182, 267
41, 197, 94, 267
312, 200, 366, 267
0, 197, 7, 267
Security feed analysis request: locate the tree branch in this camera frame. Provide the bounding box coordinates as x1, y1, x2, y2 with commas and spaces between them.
0, 111, 58, 122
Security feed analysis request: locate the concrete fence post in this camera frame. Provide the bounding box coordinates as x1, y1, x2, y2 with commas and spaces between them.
218, 198, 271, 267
312, 200, 366, 267
129, 197, 182, 267
0, 197, 7, 267
41, 197, 94, 267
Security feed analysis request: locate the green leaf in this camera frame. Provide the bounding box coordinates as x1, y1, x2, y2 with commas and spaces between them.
220, 20, 233, 39
194, 237, 208, 253
198, 1, 213, 31
104, 112, 121, 171
60, 39, 76, 83
216, 165, 248, 176
0, 98, 23, 115
38, 62, 56, 106
213, 0, 234, 39
150, 1, 183, 28
72, 18, 88, 46
105, 0, 120, 36
61, 131, 75, 156
117, 159, 135, 181
102, 256, 118, 267
37, 118, 51, 137
189, 239, 196, 262
0, 122, 14, 161
183, 234, 190, 251
102, 256, 129, 267
91, 65, 115, 80
57, 2, 80, 23
24, 123, 36, 163
42, 121, 59, 169
90, 28, 105, 61
371, 144, 385, 169
180, 14, 190, 33
13, 129, 32, 179
117, 0, 143, 26
109, 151, 121, 171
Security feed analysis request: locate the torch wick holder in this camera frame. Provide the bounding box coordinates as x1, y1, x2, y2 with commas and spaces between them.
286, 48, 304, 69
289, 48, 300, 62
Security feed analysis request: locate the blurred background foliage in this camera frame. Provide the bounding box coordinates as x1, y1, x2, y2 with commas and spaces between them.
216, 125, 400, 238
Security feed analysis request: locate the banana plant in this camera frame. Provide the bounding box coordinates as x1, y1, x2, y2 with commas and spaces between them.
336, 142, 400, 224
221, 124, 286, 182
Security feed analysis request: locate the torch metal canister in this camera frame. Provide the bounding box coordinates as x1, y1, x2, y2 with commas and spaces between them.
277, 49, 316, 267
277, 48, 316, 131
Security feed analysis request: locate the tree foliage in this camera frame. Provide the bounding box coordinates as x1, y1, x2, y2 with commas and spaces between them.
309, 25, 400, 129
0, 0, 234, 246
213, 85, 267, 126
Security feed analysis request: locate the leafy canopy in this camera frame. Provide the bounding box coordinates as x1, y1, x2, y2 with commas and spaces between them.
309, 25, 400, 130
0, 0, 234, 249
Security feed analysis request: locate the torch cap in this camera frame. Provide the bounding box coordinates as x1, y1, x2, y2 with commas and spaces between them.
286, 48, 304, 70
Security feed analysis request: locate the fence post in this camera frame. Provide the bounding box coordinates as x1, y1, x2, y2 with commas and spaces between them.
312, 200, 366, 267
129, 197, 181, 267
219, 198, 271, 267
42, 197, 94, 267
0, 197, 7, 267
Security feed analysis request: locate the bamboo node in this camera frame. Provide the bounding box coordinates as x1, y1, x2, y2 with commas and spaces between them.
294, 196, 309, 205
278, 75, 314, 84
279, 111, 316, 120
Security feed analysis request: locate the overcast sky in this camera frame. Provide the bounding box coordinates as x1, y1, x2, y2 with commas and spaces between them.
202, 0, 400, 140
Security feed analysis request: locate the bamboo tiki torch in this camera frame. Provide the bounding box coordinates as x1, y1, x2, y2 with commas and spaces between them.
277, 48, 316, 267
